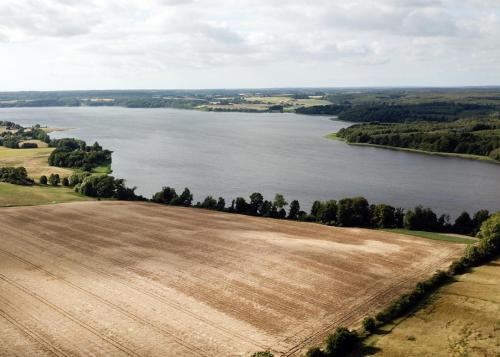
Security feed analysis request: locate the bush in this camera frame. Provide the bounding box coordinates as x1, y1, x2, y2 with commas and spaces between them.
251, 352, 273, 357
48, 173, 60, 186
62, 177, 69, 186
0, 167, 34, 185
324, 327, 359, 356
39, 175, 48, 185
361, 316, 377, 333
305, 347, 325, 357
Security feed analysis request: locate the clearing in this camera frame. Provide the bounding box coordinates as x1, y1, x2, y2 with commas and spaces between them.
0, 146, 73, 179
0, 201, 464, 356
369, 259, 500, 357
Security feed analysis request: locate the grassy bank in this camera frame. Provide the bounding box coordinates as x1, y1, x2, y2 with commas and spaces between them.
326, 132, 498, 164
383, 229, 475, 244
0, 182, 91, 206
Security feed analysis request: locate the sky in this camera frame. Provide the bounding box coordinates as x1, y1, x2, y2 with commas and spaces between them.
1, 0, 499, 90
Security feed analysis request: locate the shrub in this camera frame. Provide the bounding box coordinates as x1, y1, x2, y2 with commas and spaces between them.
361, 316, 377, 333
251, 352, 273, 357
39, 175, 48, 185
48, 173, 60, 186
0, 167, 34, 185
305, 347, 325, 357
62, 177, 69, 186
324, 327, 359, 356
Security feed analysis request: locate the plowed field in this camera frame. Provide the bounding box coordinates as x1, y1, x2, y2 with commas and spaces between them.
0, 201, 464, 356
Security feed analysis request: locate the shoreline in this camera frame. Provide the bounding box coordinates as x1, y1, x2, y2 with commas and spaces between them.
326, 132, 499, 164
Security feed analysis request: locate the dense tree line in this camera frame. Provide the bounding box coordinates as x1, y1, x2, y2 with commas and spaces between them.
296, 102, 499, 123
150, 188, 491, 237
48, 138, 112, 171
295, 104, 348, 115
0, 167, 34, 185
336, 117, 500, 159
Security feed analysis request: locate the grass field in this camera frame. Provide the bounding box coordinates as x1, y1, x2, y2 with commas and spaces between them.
0, 146, 73, 179
368, 258, 500, 356
0, 201, 464, 356
0, 182, 91, 206
382, 229, 475, 244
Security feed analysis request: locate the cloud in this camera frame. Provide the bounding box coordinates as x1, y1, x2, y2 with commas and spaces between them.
0, 0, 499, 89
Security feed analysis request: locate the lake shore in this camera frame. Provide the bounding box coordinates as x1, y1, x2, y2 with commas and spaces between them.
326, 132, 499, 164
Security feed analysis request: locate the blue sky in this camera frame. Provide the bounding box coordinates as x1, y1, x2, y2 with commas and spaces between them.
1, 0, 499, 90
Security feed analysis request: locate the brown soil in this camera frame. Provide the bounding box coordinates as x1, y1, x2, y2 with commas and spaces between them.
0, 201, 464, 356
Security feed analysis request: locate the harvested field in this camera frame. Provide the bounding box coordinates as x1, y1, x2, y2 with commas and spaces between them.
372, 259, 500, 356
0, 201, 464, 356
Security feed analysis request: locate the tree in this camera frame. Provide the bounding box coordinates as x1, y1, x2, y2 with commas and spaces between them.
372, 204, 396, 228
361, 316, 377, 333
310, 200, 324, 221
324, 327, 359, 356
216, 197, 225, 211
39, 175, 47, 185
453, 212, 474, 235
235, 197, 248, 213
472, 209, 490, 235
404, 206, 438, 231
273, 194, 287, 209
48, 173, 60, 186
248, 192, 264, 215
288, 200, 300, 220
62, 177, 69, 186
201, 196, 217, 209
172, 187, 193, 206
260, 200, 272, 217
337, 197, 370, 227
152, 186, 177, 204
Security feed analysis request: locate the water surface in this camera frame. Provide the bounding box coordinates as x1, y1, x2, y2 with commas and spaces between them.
2, 106, 499, 217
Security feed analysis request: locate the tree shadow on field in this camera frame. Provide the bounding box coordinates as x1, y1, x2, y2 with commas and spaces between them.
348, 345, 381, 356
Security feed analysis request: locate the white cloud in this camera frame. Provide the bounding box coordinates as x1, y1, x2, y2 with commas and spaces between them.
0, 0, 499, 89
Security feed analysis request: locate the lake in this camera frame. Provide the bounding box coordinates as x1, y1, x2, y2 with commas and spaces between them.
1, 106, 499, 217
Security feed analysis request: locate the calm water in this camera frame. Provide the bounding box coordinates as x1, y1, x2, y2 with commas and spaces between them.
1, 107, 499, 217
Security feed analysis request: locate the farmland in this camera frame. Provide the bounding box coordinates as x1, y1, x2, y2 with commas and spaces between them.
0, 201, 464, 356
0, 146, 72, 180
370, 259, 500, 356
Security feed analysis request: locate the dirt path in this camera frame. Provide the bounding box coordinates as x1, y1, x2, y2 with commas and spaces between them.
0, 201, 464, 356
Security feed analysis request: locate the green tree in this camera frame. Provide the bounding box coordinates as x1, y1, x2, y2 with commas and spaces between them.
201, 196, 217, 209
324, 327, 359, 356
39, 175, 47, 185
453, 211, 474, 235
48, 173, 60, 186
235, 197, 248, 213
62, 177, 69, 186
372, 204, 396, 228
249, 192, 264, 215
273, 194, 287, 210
288, 200, 300, 220
152, 186, 178, 204
216, 197, 225, 211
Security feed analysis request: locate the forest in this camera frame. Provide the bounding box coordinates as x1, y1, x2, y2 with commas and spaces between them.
336, 117, 500, 160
